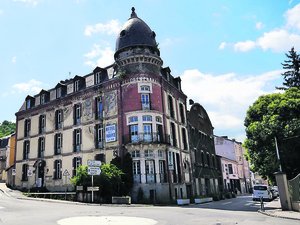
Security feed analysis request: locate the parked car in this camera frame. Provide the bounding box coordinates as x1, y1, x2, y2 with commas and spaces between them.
252, 185, 273, 202
271, 186, 279, 198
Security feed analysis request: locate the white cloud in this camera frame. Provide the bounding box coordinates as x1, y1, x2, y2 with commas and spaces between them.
255, 22, 264, 30
84, 45, 114, 67
12, 56, 17, 64
221, 3, 300, 53
218, 42, 227, 50
257, 29, 300, 52
286, 3, 300, 30
12, 79, 43, 94
234, 40, 256, 52
84, 20, 121, 36
13, 0, 40, 6
181, 69, 282, 138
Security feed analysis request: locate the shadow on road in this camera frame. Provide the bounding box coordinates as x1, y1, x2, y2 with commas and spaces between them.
181, 195, 279, 212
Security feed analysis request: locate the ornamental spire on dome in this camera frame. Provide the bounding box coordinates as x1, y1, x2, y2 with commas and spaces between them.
131, 7, 137, 18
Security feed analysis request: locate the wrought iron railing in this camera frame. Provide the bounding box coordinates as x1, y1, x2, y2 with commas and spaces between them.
123, 132, 171, 145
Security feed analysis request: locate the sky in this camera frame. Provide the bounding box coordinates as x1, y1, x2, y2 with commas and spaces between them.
1, 0, 299, 142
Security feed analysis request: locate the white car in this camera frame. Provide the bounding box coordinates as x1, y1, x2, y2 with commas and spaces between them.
271, 186, 279, 197
252, 185, 273, 202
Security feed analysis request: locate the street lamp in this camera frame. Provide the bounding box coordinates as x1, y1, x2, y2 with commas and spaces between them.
274, 137, 282, 172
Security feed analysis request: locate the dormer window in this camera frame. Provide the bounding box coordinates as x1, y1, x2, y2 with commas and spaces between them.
95, 72, 101, 85
26, 99, 31, 109
74, 80, 80, 92
40, 94, 46, 104
56, 87, 61, 98
25, 95, 35, 110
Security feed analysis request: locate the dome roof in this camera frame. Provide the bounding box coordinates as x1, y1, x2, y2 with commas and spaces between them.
115, 7, 158, 54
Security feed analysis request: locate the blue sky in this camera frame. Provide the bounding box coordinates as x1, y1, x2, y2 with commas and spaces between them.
1, 0, 299, 142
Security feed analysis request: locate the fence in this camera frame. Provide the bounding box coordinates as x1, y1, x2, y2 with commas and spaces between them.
288, 173, 300, 202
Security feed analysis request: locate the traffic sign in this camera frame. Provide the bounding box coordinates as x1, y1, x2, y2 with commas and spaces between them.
27, 169, 33, 177
87, 160, 101, 167
88, 167, 101, 175
87, 186, 99, 191
63, 169, 70, 176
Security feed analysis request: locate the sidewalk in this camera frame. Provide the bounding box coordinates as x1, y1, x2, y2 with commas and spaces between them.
259, 198, 300, 220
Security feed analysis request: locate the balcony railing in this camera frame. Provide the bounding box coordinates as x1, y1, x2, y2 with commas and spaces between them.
123, 132, 170, 145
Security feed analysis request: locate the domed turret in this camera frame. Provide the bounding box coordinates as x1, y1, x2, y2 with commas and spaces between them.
115, 7, 158, 56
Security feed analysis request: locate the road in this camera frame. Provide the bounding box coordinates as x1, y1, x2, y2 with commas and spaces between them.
0, 190, 297, 225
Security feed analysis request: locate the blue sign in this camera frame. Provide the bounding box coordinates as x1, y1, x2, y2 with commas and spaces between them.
105, 124, 117, 142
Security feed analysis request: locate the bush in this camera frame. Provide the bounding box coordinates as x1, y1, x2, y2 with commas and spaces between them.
224, 192, 232, 199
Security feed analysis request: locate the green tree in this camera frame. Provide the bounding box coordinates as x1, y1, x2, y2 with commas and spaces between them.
244, 88, 300, 181
71, 163, 125, 201
0, 120, 16, 138
277, 47, 300, 90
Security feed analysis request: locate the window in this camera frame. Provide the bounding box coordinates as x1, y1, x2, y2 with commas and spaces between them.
54, 133, 62, 155
179, 103, 185, 124
206, 153, 210, 167
133, 160, 141, 183
73, 129, 82, 152
72, 157, 82, 177
129, 116, 138, 123
74, 80, 80, 92
144, 150, 154, 158
95, 96, 103, 120
141, 93, 150, 110
140, 85, 150, 92
159, 160, 167, 183
40, 94, 46, 105
26, 99, 31, 109
23, 140, 30, 160
170, 122, 177, 147
168, 95, 175, 118
74, 104, 81, 125
142, 115, 152, 122
131, 150, 140, 158
22, 164, 28, 181
55, 109, 63, 129
201, 151, 205, 166
182, 128, 188, 150
39, 115, 46, 134
56, 87, 62, 98
130, 125, 138, 143
133, 161, 141, 175
143, 124, 152, 142
228, 164, 233, 174
155, 116, 162, 123
158, 150, 163, 158
95, 72, 101, 85
95, 124, 104, 148
145, 160, 155, 183
38, 137, 45, 158
24, 119, 31, 138
53, 160, 62, 179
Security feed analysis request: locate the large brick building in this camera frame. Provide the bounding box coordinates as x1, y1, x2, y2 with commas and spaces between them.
14, 8, 192, 203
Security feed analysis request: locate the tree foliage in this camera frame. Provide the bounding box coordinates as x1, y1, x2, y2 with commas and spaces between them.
277, 47, 300, 90
244, 88, 300, 181
70, 163, 126, 201
0, 120, 16, 138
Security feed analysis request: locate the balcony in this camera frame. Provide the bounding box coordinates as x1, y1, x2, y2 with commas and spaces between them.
123, 132, 170, 145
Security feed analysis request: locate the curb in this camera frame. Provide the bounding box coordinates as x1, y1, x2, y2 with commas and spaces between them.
258, 209, 300, 221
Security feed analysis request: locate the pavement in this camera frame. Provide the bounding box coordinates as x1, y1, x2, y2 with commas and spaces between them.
1, 182, 300, 220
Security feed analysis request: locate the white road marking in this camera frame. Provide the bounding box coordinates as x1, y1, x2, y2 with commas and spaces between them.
57, 216, 158, 225
222, 202, 232, 205
0, 206, 4, 209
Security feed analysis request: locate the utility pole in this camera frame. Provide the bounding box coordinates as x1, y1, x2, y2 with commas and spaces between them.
274, 137, 282, 172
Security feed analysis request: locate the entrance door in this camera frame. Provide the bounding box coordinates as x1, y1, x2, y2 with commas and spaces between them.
37, 161, 45, 188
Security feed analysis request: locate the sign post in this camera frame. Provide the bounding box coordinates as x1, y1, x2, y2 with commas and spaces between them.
63, 169, 70, 200
87, 160, 101, 203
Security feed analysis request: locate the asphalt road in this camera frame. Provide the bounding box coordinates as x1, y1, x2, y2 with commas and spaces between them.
0, 191, 297, 225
